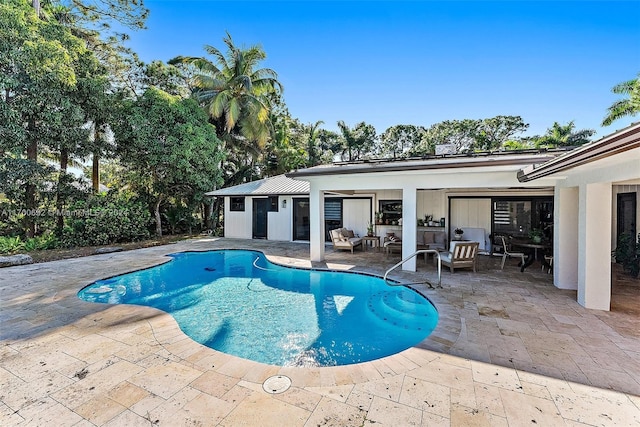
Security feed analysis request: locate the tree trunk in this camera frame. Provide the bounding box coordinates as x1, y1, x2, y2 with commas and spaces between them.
92, 152, 100, 193
154, 198, 163, 236
25, 118, 37, 238
202, 201, 210, 231
92, 122, 102, 193
56, 149, 69, 234
212, 197, 223, 231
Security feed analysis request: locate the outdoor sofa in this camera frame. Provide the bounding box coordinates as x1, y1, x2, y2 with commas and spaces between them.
329, 228, 363, 253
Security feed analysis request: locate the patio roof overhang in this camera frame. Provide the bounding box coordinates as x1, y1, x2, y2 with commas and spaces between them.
517, 122, 640, 183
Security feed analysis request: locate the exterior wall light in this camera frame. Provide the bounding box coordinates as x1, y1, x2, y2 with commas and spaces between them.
282, 199, 287, 208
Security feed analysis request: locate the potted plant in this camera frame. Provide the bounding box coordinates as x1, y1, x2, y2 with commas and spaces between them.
529, 228, 544, 243
612, 232, 639, 278
375, 211, 383, 225
454, 228, 464, 240
366, 222, 374, 237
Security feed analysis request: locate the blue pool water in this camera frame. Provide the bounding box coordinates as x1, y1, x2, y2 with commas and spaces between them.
78, 250, 438, 367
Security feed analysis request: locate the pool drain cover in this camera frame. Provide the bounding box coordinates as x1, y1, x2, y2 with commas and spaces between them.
262, 375, 291, 394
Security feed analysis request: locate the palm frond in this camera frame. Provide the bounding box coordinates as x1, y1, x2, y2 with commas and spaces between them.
602, 74, 640, 126
226, 97, 241, 131
202, 44, 229, 71
612, 78, 637, 95
193, 74, 224, 91
252, 77, 283, 94
210, 91, 230, 119
602, 100, 635, 126
169, 55, 221, 75
232, 75, 253, 92
250, 68, 279, 80
238, 117, 270, 149
226, 132, 263, 158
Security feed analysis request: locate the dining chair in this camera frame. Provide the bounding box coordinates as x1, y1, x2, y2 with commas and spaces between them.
499, 236, 526, 270
543, 255, 553, 274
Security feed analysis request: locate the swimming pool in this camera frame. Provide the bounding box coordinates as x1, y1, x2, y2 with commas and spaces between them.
78, 250, 438, 367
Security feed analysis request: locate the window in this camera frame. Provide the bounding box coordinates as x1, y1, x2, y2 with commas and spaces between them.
379, 200, 402, 224
324, 198, 343, 233
268, 196, 279, 212
493, 200, 531, 237
492, 197, 553, 239
230, 197, 245, 211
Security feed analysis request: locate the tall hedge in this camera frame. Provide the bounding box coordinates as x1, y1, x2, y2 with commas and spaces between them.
61, 192, 151, 247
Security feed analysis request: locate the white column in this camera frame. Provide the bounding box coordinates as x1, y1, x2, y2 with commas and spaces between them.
309, 183, 325, 262
578, 182, 612, 310
402, 185, 418, 271
554, 186, 578, 289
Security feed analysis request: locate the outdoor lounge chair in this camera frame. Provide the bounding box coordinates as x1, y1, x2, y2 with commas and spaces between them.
329, 228, 363, 253
440, 241, 479, 272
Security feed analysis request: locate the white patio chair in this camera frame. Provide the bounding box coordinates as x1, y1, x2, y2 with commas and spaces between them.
499, 236, 526, 270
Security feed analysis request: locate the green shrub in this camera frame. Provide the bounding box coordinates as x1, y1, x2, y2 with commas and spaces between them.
162, 205, 198, 235
23, 232, 59, 252
61, 192, 151, 247
0, 233, 59, 254
613, 232, 640, 278
0, 236, 24, 254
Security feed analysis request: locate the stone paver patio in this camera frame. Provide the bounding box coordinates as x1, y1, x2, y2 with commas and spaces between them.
1, 237, 639, 426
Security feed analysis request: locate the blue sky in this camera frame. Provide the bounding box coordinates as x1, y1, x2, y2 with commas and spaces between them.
126, 1, 640, 139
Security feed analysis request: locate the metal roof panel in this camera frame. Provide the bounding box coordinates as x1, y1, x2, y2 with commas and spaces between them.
206, 174, 310, 196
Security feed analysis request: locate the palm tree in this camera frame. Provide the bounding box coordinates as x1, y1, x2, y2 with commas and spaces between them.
306, 120, 324, 166
602, 73, 640, 126
534, 121, 595, 148
337, 121, 377, 161
170, 33, 283, 230
170, 32, 283, 151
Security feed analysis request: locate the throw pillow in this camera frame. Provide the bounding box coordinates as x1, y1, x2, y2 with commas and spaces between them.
344, 229, 355, 238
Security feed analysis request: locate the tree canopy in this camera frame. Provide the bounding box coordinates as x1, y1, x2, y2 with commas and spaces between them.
112, 87, 225, 236
0, 0, 629, 248
379, 125, 427, 158
532, 121, 595, 148
337, 121, 377, 161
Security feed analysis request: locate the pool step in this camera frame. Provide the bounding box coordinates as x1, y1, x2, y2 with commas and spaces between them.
366, 291, 435, 332
387, 292, 435, 316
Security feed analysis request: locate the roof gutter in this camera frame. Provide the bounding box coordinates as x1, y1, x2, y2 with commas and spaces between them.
204, 191, 308, 197
517, 122, 640, 183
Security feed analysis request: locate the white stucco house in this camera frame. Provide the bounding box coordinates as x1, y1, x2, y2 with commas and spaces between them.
207, 122, 640, 311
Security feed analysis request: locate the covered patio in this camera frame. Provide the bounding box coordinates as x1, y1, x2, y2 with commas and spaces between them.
288, 122, 640, 311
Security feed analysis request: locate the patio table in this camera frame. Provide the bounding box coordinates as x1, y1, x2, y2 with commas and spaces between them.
512, 240, 552, 272
362, 235, 380, 251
